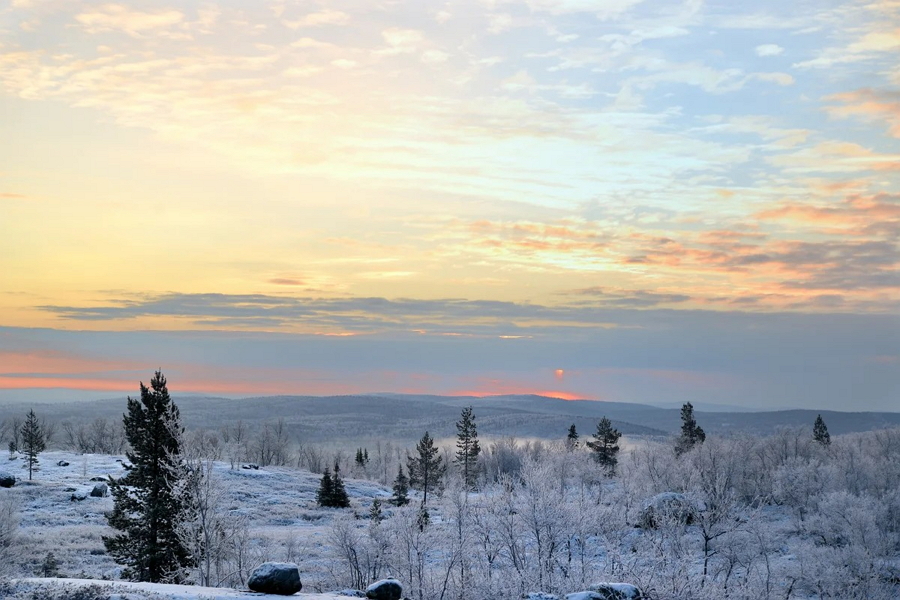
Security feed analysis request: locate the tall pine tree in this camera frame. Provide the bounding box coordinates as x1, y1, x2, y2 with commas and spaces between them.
675, 402, 706, 456
454, 406, 481, 490
103, 371, 192, 583
586, 417, 621, 476
813, 414, 831, 446
20, 409, 45, 481
407, 431, 445, 506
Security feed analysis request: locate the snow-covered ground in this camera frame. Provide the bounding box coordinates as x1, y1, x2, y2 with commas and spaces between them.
6, 578, 350, 599
0, 450, 391, 594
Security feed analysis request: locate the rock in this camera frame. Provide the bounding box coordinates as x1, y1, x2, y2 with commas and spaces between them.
247, 562, 302, 595
90, 476, 106, 482
90, 482, 108, 497
57, 460, 70, 467
366, 578, 403, 600
242, 463, 260, 470
637, 492, 696, 529
71, 490, 88, 502
587, 583, 644, 600
0, 472, 14, 488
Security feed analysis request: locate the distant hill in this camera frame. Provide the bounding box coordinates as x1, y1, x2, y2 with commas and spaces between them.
2, 392, 898, 445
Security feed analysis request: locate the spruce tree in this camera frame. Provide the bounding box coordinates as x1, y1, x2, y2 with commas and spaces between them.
407, 431, 445, 506
369, 498, 384, 524
330, 463, 350, 508
390, 465, 410, 506
675, 402, 706, 456
586, 417, 621, 476
565, 424, 579, 451
103, 370, 191, 583
813, 414, 831, 446
454, 406, 481, 490
20, 409, 45, 481
317, 468, 335, 506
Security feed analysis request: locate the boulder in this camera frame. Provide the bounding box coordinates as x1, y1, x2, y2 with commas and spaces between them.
248, 562, 302, 595
366, 578, 403, 600
90, 482, 108, 497
90, 476, 106, 482
0, 472, 14, 488
637, 492, 696, 529
587, 583, 644, 600
242, 463, 260, 470
71, 490, 88, 502
57, 460, 70, 467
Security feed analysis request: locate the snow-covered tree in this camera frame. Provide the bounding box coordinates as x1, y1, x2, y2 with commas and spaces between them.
103, 370, 192, 583
20, 409, 45, 480
408, 431, 445, 506
455, 406, 481, 490
586, 417, 621, 476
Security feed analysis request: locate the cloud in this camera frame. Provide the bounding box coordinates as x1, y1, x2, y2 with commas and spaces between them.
566, 287, 693, 307
755, 44, 784, 57
826, 88, 900, 138
74, 4, 185, 37
282, 9, 350, 29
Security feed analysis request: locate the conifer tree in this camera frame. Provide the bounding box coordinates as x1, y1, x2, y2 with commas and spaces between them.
20, 409, 45, 481
586, 417, 621, 476
565, 424, 579, 451
407, 431, 445, 506
317, 468, 335, 506
318, 464, 350, 508
103, 371, 192, 583
454, 406, 481, 490
369, 498, 384, 524
675, 402, 706, 456
390, 465, 410, 506
330, 462, 350, 508
814, 414, 831, 446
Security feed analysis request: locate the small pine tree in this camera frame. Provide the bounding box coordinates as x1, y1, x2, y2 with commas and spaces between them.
369, 498, 384, 524
20, 410, 45, 481
675, 402, 706, 456
813, 414, 831, 446
586, 417, 621, 476
103, 370, 192, 583
454, 406, 481, 490
317, 468, 335, 506
407, 431, 445, 506
390, 465, 410, 506
355, 448, 365, 467
331, 464, 350, 508
565, 424, 579, 451
40, 551, 60, 577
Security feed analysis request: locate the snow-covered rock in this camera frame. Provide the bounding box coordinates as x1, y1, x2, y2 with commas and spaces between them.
91, 482, 109, 497
637, 492, 696, 528
587, 582, 644, 599
0, 472, 14, 487
248, 562, 303, 595
365, 578, 402, 600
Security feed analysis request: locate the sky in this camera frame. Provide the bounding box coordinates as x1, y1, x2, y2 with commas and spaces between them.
0, 0, 898, 410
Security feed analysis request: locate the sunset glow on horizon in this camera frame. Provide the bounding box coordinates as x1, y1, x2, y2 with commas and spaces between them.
1, 0, 897, 409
